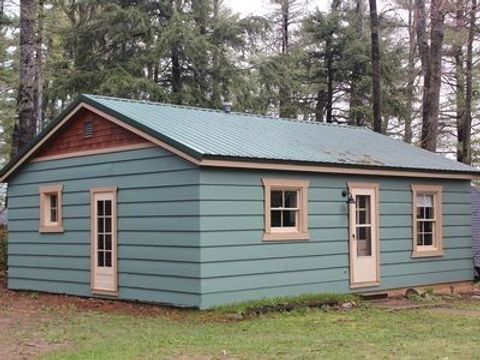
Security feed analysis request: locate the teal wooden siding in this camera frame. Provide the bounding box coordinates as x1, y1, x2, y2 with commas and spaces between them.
6, 146, 474, 309
7, 147, 201, 307
198, 169, 473, 308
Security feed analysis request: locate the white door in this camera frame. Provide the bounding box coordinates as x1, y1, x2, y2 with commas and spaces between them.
91, 188, 117, 294
349, 184, 380, 287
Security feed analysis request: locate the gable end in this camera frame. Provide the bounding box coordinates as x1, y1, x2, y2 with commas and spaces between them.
34, 108, 150, 160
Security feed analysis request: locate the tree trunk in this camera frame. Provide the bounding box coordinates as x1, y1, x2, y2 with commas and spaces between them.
349, 0, 364, 126
455, 0, 467, 163
171, 0, 182, 105
404, 0, 416, 143
455, 0, 477, 164
33, 0, 44, 131
11, 0, 37, 158
368, 0, 382, 133
325, 37, 334, 123
421, 0, 445, 152
211, 0, 222, 109
461, 0, 476, 164
278, 0, 290, 118
315, 89, 326, 122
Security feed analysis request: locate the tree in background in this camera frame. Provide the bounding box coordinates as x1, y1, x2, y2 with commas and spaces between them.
368, 0, 382, 133
11, 0, 37, 158
1, 0, 480, 166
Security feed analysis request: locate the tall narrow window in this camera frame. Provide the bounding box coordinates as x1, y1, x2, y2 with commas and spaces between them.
263, 179, 309, 241
411, 185, 443, 257
39, 184, 64, 233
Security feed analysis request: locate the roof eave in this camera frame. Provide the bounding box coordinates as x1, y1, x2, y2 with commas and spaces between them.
199, 154, 480, 179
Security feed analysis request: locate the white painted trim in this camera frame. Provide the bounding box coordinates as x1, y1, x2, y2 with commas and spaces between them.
32, 143, 155, 162
90, 187, 118, 296
39, 184, 64, 233
262, 178, 310, 241
201, 159, 478, 180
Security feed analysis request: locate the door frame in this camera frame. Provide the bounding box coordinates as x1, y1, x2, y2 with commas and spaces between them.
90, 187, 118, 296
347, 182, 381, 288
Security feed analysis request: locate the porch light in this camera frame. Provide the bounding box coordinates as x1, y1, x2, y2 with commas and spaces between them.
342, 189, 356, 204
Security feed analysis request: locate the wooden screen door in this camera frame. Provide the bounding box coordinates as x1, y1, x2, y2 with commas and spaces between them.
91, 188, 118, 294
348, 183, 380, 287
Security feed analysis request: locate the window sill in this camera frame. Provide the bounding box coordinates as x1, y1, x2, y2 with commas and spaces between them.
39, 225, 64, 233
412, 249, 444, 258
263, 231, 310, 241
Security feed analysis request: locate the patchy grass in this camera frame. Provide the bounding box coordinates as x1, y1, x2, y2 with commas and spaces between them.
2, 290, 480, 359
40, 300, 480, 360
215, 292, 359, 317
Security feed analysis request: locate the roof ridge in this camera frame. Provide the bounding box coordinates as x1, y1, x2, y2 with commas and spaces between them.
82, 94, 369, 131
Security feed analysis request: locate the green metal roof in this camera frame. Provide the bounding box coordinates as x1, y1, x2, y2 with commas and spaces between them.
2, 94, 479, 179
82, 95, 478, 174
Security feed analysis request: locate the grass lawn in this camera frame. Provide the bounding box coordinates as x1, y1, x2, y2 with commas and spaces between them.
2, 290, 480, 359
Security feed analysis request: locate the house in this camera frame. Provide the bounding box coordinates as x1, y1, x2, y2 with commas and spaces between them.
1, 94, 478, 309
471, 187, 480, 277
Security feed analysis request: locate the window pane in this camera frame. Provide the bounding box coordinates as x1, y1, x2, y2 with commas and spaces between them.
356, 227, 371, 256
97, 201, 104, 216
425, 206, 434, 219
105, 235, 112, 250
284, 191, 297, 208
271, 191, 282, 208
98, 218, 104, 233
105, 218, 112, 233
105, 252, 112, 267
50, 208, 58, 223
50, 194, 57, 209
97, 235, 104, 250
416, 194, 433, 207
357, 209, 369, 225
423, 233, 433, 246
105, 201, 112, 216
417, 233, 424, 246
417, 221, 423, 235
97, 251, 104, 267
271, 210, 282, 227
417, 207, 425, 219
283, 210, 296, 227
423, 221, 433, 233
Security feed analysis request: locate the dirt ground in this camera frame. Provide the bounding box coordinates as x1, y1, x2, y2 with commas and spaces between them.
0, 273, 190, 360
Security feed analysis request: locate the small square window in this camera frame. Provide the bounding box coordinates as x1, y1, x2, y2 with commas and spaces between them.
39, 184, 64, 233
262, 179, 310, 241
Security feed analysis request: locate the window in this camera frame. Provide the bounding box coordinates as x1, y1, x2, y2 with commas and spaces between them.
39, 184, 64, 233
262, 179, 309, 241
411, 185, 443, 257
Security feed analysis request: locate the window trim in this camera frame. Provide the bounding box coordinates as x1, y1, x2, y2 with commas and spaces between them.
411, 185, 444, 258
262, 178, 310, 241
39, 184, 64, 233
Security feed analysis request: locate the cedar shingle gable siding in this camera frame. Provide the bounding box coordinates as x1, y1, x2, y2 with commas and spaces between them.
34, 108, 148, 159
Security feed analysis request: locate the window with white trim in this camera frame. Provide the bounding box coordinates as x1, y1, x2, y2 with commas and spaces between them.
411, 185, 443, 257
262, 179, 309, 241
39, 184, 64, 233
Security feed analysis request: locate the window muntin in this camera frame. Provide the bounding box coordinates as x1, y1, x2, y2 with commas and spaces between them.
355, 195, 372, 256
411, 185, 443, 257
97, 199, 113, 268
39, 184, 64, 233
270, 190, 299, 230
262, 179, 309, 241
